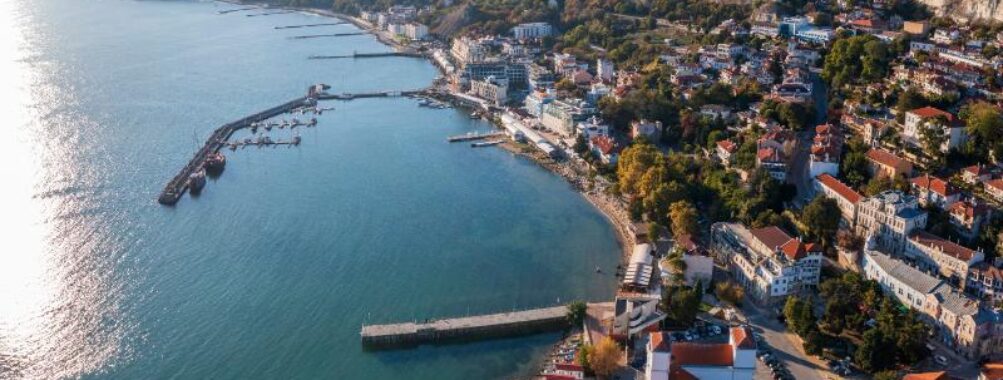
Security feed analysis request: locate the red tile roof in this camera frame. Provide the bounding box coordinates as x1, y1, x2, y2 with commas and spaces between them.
554, 363, 583, 372
909, 230, 977, 261
986, 179, 1003, 192
866, 148, 907, 169
730, 327, 756, 349
750, 226, 793, 251
911, 174, 957, 196
903, 371, 950, 380
970, 262, 1003, 282
671, 342, 734, 366
650, 331, 672, 352
948, 200, 988, 220
964, 164, 991, 177
982, 362, 1003, 380
590, 136, 618, 155
717, 139, 738, 153
816, 173, 862, 204
910, 106, 955, 122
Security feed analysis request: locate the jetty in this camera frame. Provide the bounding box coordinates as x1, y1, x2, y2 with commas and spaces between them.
217, 7, 257, 15
274, 22, 346, 29
289, 32, 366, 39
361, 306, 568, 350
246, 10, 295, 17
307, 52, 425, 60
315, 89, 427, 101
447, 131, 504, 142
157, 86, 322, 205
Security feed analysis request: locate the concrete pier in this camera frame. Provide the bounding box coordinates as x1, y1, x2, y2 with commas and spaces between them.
307, 52, 425, 60
289, 32, 365, 39
274, 22, 346, 29
361, 306, 569, 350
157, 93, 315, 205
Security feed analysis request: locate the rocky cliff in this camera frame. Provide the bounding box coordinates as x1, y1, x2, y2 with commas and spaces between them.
918, 0, 1003, 23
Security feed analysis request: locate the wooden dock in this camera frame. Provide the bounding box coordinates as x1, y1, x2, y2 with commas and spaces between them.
361, 306, 569, 350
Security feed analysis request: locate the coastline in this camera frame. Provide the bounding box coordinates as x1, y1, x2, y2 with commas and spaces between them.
220, 0, 634, 261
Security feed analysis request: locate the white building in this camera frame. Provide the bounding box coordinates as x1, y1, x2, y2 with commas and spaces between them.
511, 22, 553, 39
597, 58, 614, 83
646, 327, 757, 380
905, 230, 983, 283
711, 223, 823, 304
469, 76, 508, 106
863, 248, 945, 310
450, 36, 487, 66
814, 173, 863, 226
903, 107, 967, 153
855, 191, 928, 255
403, 23, 428, 40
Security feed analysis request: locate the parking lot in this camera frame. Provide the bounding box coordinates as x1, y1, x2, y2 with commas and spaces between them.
744, 303, 835, 380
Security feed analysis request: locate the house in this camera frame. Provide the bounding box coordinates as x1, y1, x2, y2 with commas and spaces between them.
577, 116, 609, 140
711, 223, 823, 304
815, 173, 862, 226
809, 124, 842, 178
700, 104, 733, 121
542, 363, 584, 380
622, 243, 655, 292
631, 119, 662, 141
855, 191, 928, 254
866, 148, 913, 179
902, 20, 931, 36
717, 139, 739, 165
963, 165, 993, 184
986, 179, 1003, 203
967, 262, 1003, 304
612, 295, 666, 340
903, 106, 967, 152
645, 327, 757, 380
911, 174, 961, 209
949, 200, 990, 243
589, 135, 619, 165
678, 234, 713, 290
757, 147, 787, 181
905, 230, 984, 284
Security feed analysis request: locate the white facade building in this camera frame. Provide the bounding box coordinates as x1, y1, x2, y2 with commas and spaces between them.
855, 191, 928, 255
511, 22, 553, 39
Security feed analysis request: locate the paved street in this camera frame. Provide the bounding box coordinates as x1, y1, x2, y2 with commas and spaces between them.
744, 303, 833, 380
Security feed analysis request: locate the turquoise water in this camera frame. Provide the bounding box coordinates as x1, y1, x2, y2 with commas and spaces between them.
0, 1, 619, 379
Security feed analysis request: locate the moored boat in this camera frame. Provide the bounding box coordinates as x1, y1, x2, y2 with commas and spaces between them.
188, 168, 207, 194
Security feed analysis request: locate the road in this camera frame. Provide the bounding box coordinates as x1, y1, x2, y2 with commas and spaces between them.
787, 74, 829, 208
744, 303, 834, 380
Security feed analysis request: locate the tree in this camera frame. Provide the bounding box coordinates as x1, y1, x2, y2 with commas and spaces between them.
577, 343, 592, 371
591, 337, 621, 378
802, 197, 840, 247
715, 281, 745, 306
567, 301, 588, 328
919, 116, 948, 170
854, 329, 895, 372
617, 141, 664, 197
962, 102, 1003, 161
873, 370, 899, 380
669, 201, 699, 240
802, 328, 824, 356
663, 285, 701, 325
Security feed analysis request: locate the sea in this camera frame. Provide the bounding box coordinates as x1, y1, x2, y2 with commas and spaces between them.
0, 0, 620, 379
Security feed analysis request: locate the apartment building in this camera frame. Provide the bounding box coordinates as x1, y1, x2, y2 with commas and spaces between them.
855, 190, 927, 254
711, 223, 822, 305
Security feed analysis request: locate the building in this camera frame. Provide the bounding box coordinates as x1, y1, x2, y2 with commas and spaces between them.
716, 139, 738, 165
450, 36, 487, 66
809, 124, 841, 178
542, 363, 584, 379
623, 243, 655, 292
590, 135, 619, 165
967, 262, 1003, 304
949, 200, 990, 243
814, 173, 863, 226
903, 371, 950, 380
469, 76, 509, 106
963, 165, 993, 185
511, 22, 553, 39
863, 249, 1001, 359
577, 116, 608, 140
597, 58, 614, 83
528, 63, 556, 89
903, 20, 931, 36
866, 148, 913, 179
911, 174, 960, 209
903, 107, 967, 153
523, 88, 555, 117
981, 362, 1003, 380
678, 234, 713, 290
855, 190, 927, 254
645, 327, 757, 380
711, 223, 823, 304
906, 230, 983, 284
630, 119, 661, 141
403, 23, 428, 40
986, 179, 1003, 203
612, 295, 665, 340
541, 99, 593, 137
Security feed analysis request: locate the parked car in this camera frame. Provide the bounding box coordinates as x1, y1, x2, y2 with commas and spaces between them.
935, 355, 949, 366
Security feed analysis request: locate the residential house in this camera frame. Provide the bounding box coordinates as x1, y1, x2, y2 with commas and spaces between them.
866, 148, 913, 179
855, 191, 928, 254
809, 124, 842, 178
631, 119, 662, 141
590, 136, 619, 165
967, 262, 1003, 304
645, 327, 757, 380
949, 200, 990, 243
906, 230, 984, 284
677, 234, 713, 290
986, 179, 1003, 203
963, 165, 993, 185
903, 107, 967, 153
911, 174, 961, 209
716, 139, 739, 165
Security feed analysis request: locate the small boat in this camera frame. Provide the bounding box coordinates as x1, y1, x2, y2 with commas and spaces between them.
469, 112, 480, 119
292, 134, 301, 145
205, 152, 226, 173
188, 168, 207, 194
595, 266, 602, 273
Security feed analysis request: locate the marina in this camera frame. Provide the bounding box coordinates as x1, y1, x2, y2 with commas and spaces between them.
360, 306, 570, 350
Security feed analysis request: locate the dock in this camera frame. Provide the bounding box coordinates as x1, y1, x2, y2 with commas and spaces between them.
314, 89, 427, 101
447, 131, 504, 142
157, 88, 318, 205
289, 32, 366, 39
361, 306, 569, 350
274, 22, 346, 29
246, 10, 294, 17
307, 52, 425, 60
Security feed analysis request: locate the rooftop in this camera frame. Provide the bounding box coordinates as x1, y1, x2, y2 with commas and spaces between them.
909, 230, 977, 261
911, 174, 957, 196
866, 250, 943, 295
816, 173, 862, 204
866, 148, 908, 169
